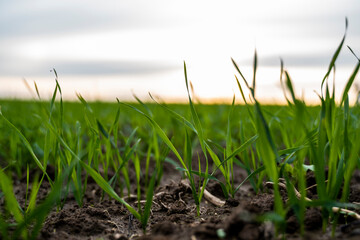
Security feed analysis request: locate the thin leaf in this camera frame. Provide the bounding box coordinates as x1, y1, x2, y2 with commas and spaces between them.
141, 169, 157, 232
234, 166, 265, 193
80, 162, 141, 220
120, 102, 186, 169
0, 169, 23, 223
232, 58, 250, 89
340, 62, 360, 106
0, 109, 49, 179
321, 18, 348, 89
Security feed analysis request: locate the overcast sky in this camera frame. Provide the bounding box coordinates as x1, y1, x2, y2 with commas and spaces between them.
0, 0, 359, 102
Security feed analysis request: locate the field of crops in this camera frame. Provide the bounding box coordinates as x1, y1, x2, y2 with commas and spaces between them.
1, 25, 360, 239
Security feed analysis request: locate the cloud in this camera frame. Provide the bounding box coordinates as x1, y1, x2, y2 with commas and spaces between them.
0, 59, 180, 77
1, 1, 359, 78
0, 1, 185, 39
51, 60, 180, 76
238, 52, 359, 68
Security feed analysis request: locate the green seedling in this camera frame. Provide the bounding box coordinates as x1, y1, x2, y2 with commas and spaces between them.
233, 50, 286, 232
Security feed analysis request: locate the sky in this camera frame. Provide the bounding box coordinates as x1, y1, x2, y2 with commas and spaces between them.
0, 0, 359, 103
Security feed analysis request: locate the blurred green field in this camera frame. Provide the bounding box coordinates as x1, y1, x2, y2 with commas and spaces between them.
0, 100, 322, 172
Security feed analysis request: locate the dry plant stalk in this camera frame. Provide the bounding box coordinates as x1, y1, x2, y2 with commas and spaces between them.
181, 179, 225, 207
265, 179, 360, 220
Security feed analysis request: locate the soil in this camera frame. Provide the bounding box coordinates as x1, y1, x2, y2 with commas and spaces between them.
2, 161, 360, 240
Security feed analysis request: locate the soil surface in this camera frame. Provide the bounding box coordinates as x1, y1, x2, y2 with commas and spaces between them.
2, 162, 360, 240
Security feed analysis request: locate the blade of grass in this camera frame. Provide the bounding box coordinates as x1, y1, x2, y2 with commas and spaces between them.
232, 58, 250, 90
80, 162, 141, 220
234, 50, 285, 226
0, 213, 8, 240
226, 96, 235, 195
0, 108, 50, 183
119, 102, 186, 170
321, 18, 348, 90
210, 135, 258, 176
141, 168, 158, 232
252, 50, 257, 96
184, 62, 207, 155
340, 61, 360, 106
148, 93, 197, 134
133, 154, 141, 212
14, 160, 77, 239
40, 116, 142, 220
26, 173, 40, 213
234, 165, 265, 193
0, 169, 24, 224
